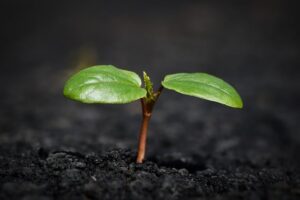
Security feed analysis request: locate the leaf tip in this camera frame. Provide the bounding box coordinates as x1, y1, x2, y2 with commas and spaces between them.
238, 99, 244, 109
143, 71, 149, 80
232, 96, 243, 109
63, 81, 71, 98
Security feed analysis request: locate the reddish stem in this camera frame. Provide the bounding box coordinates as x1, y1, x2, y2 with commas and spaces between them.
136, 101, 151, 163
136, 86, 163, 163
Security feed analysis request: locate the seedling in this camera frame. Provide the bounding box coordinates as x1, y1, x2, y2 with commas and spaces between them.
64, 65, 243, 163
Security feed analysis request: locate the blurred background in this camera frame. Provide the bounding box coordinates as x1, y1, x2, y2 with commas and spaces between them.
0, 1, 299, 162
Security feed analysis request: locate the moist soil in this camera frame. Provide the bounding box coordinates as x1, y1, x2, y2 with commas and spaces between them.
0, 140, 299, 200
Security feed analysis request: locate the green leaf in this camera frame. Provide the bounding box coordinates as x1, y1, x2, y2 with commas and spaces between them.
162, 73, 243, 108
64, 65, 147, 104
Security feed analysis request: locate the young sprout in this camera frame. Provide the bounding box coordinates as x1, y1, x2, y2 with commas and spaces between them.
64, 65, 243, 163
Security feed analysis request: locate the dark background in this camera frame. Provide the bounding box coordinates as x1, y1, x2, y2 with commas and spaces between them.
0, 1, 299, 199
1, 0, 299, 151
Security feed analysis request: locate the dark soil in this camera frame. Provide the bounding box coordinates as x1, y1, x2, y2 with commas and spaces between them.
1, 1, 300, 199
0, 145, 299, 200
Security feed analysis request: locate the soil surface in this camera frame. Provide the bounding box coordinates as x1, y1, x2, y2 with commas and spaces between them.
0, 144, 300, 200
1, 1, 300, 199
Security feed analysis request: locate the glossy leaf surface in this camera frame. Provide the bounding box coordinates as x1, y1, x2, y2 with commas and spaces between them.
64, 65, 146, 104
162, 73, 243, 108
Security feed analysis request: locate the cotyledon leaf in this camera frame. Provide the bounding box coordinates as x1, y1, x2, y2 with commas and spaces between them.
162, 73, 243, 108
64, 65, 147, 104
